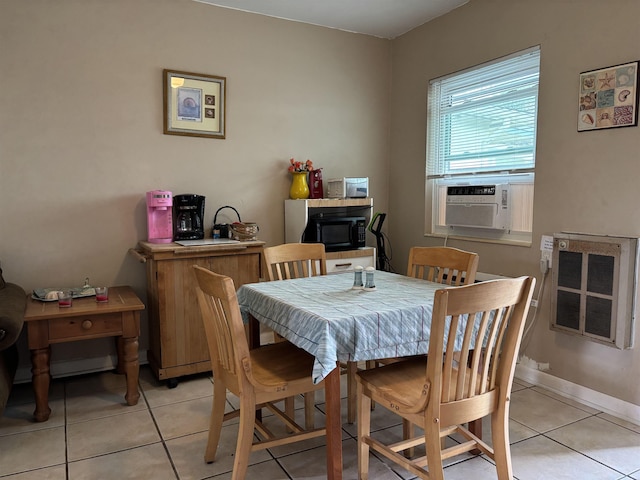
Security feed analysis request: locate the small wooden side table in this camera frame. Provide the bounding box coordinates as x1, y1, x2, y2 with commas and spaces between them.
23, 286, 145, 422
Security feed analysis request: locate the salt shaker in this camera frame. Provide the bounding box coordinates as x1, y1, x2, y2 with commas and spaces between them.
364, 266, 376, 290
352, 265, 364, 289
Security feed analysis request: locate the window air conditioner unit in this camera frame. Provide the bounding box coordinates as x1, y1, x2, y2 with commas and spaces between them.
445, 184, 510, 230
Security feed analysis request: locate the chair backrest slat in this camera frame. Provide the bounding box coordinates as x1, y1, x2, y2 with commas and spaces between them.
477, 307, 502, 393
407, 247, 479, 286
490, 306, 512, 390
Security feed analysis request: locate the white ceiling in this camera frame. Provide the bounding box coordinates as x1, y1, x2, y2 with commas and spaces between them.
194, 0, 469, 39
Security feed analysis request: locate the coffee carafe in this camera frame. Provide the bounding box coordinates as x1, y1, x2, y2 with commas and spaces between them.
173, 194, 205, 240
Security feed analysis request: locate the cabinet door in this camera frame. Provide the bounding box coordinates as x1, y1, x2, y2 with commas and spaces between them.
156, 256, 211, 369
153, 251, 261, 373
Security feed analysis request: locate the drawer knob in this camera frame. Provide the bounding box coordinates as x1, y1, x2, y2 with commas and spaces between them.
82, 320, 93, 330
335, 263, 353, 268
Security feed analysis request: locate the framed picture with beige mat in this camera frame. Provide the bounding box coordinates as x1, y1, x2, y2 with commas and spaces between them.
163, 69, 226, 139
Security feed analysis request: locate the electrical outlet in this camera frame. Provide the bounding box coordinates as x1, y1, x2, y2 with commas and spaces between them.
539, 256, 551, 273
531, 299, 539, 308
540, 235, 553, 273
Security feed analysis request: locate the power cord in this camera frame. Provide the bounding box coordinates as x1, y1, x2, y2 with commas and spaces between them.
521, 261, 549, 350
368, 212, 395, 272
377, 230, 395, 272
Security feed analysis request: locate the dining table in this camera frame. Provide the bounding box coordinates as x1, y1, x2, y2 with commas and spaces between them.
236, 269, 448, 480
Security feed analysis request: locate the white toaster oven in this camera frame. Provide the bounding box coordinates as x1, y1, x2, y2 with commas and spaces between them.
327, 177, 369, 198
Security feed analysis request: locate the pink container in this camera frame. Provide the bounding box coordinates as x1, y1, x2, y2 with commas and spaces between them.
146, 190, 173, 244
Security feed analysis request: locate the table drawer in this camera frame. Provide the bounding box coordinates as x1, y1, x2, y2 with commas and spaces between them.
49, 313, 123, 341
326, 254, 375, 274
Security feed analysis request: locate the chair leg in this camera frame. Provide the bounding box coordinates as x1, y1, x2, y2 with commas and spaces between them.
304, 392, 315, 430
491, 405, 513, 480
469, 418, 483, 454
233, 393, 257, 480
285, 396, 295, 433
205, 380, 227, 463
357, 383, 372, 480
402, 418, 415, 458
347, 361, 358, 424
424, 419, 445, 480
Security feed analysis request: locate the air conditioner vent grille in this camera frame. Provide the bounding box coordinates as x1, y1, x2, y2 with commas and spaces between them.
551, 233, 637, 349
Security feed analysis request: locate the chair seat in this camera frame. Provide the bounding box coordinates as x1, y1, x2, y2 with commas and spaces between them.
358, 355, 484, 412
250, 341, 317, 387
358, 357, 427, 408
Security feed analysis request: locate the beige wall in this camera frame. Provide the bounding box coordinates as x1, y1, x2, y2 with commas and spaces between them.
1, 1, 390, 369
389, 0, 640, 405
4, 0, 640, 408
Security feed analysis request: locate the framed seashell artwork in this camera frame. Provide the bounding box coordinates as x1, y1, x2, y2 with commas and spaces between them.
163, 69, 226, 139
578, 60, 639, 131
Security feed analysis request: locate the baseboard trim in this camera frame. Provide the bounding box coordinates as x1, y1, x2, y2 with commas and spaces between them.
14, 351, 149, 384
515, 364, 640, 426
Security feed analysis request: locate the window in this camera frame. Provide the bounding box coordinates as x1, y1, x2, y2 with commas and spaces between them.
426, 46, 540, 244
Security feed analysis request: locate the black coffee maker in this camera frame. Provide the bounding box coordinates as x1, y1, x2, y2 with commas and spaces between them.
173, 194, 205, 240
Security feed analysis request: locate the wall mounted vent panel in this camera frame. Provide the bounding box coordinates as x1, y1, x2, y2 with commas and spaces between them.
551, 232, 638, 349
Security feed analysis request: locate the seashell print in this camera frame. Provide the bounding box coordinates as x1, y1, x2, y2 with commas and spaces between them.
618, 89, 631, 102
581, 113, 594, 125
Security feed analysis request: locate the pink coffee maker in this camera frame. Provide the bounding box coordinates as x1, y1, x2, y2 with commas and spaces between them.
146, 190, 173, 243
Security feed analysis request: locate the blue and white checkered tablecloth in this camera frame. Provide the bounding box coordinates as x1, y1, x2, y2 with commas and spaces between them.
237, 271, 445, 384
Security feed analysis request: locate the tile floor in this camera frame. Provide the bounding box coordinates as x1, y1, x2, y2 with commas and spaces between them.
2, 365, 640, 479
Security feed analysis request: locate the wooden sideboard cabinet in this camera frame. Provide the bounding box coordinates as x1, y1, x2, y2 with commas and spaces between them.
137, 240, 264, 385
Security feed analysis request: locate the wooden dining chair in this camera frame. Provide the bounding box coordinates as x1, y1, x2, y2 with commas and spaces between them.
371, 246, 480, 448
263, 243, 327, 426
356, 275, 535, 480
406, 246, 480, 442
263, 242, 359, 424
192, 265, 326, 479
263, 242, 327, 281
407, 246, 479, 285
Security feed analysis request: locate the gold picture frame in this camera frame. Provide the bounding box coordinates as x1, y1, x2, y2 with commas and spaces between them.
163, 69, 226, 139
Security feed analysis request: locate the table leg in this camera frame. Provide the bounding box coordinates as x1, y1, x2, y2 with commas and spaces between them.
247, 314, 263, 421
248, 315, 260, 350
31, 346, 52, 422
346, 361, 357, 424
118, 336, 140, 406
325, 365, 343, 480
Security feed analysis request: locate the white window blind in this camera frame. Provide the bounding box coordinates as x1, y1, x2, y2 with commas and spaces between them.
427, 47, 540, 178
